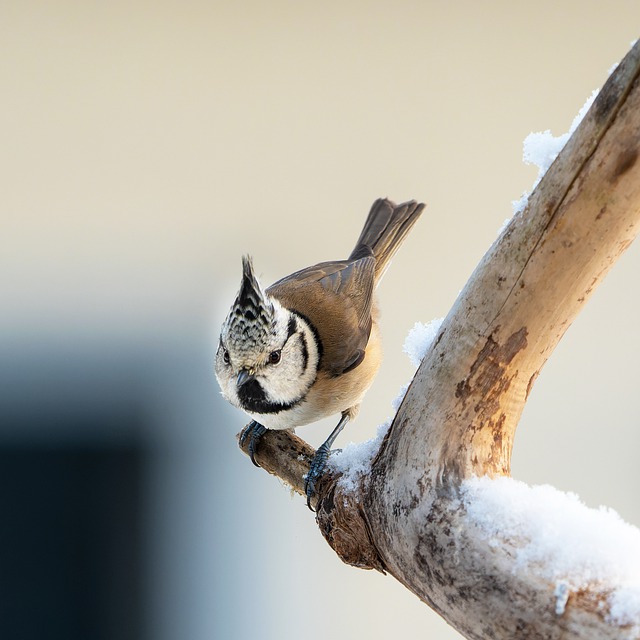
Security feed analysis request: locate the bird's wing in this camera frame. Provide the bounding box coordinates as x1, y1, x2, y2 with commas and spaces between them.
267, 255, 376, 376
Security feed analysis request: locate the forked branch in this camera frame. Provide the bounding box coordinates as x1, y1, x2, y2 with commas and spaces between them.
239, 40, 640, 640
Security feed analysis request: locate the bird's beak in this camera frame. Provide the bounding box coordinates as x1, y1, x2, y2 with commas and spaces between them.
236, 369, 254, 388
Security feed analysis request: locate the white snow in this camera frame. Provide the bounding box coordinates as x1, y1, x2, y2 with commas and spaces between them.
554, 581, 570, 616
511, 88, 599, 215
328, 318, 444, 494
328, 419, 391, 494
611, 587, 640, 628
497, 217, 512, 236
461, 475, 640, 628
403, 318, 445, 368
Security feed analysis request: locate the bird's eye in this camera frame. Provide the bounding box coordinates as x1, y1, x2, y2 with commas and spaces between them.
268, 350, 281, 365
223, 349, 231, 365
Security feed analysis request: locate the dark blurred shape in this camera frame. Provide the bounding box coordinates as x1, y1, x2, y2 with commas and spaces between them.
0, 442, 144, 640
0, 344, 148, 640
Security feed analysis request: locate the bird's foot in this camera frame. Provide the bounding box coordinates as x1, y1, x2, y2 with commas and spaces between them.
304, 442, 331, 511
304, 413, 350, 511
239, 420, 267, 467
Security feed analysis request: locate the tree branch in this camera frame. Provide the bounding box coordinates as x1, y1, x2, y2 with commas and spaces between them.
238, 40, 640, 639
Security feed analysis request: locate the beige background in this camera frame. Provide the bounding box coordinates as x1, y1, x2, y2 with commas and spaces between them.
2, 2, 639, 639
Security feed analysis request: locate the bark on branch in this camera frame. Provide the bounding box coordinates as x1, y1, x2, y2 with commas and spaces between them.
238, 41, 640, 639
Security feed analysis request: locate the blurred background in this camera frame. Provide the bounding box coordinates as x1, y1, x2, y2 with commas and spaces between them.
2, 2, 639, 639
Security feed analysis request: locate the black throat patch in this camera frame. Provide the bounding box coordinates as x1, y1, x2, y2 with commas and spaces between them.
237, 378, 301, 415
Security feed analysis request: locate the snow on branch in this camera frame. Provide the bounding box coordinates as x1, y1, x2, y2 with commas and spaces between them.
462, 477, 640, 629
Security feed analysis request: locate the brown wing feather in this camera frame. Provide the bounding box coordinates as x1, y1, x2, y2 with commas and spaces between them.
267, 256, 376, 376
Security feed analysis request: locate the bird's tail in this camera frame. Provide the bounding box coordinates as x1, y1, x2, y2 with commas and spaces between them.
349, 198, 426, 283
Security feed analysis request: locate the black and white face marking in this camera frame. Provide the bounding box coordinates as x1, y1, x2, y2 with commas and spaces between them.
214, 259, 321, 430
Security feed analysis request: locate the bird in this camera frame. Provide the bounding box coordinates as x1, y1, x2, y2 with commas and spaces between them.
215, 198, 425, 508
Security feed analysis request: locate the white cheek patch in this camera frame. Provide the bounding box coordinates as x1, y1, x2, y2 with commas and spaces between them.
258, 315, 320, 407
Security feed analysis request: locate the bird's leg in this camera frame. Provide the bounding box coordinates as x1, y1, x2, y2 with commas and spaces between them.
239, 420, 267, 467
304, 412, 349, 510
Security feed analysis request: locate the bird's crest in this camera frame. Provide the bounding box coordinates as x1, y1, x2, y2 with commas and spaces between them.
222, 256, 275, 359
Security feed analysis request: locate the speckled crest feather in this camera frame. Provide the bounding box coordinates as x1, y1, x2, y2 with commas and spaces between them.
222, 256, 275, 359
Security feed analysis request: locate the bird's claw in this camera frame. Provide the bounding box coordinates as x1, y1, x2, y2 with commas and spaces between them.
304, 442, 331, 511
239, 420, 267, 466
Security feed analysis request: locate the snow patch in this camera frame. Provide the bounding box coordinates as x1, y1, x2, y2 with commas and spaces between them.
461, 476, 640, 628
511, 89, 599, 215
554, 581, 570, 616
328, 420, 391, 494
403, 318, 445, 367
610, 587, 640, 628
